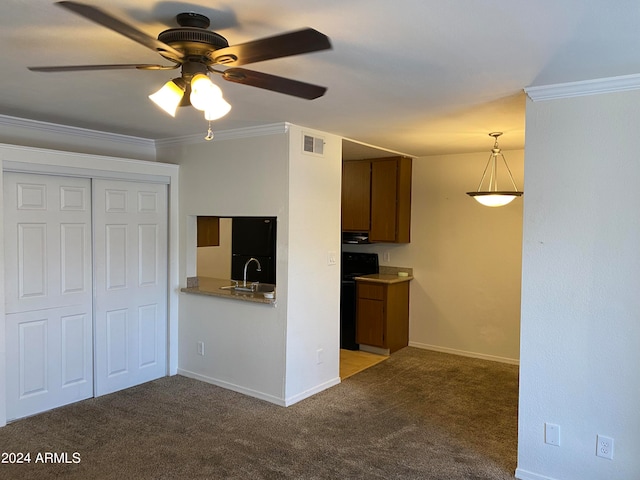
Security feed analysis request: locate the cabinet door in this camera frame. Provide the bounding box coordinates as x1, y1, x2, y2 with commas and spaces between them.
197, 216, 220, 247
370, 159, 398, 242
356, 298, 385, 347
342, 160, 371, 231
385, 281, 410, 353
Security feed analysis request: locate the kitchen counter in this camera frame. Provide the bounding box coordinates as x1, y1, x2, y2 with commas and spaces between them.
354, 273, 413, 284
181, 277, 276, 305
354, 269, 412, 355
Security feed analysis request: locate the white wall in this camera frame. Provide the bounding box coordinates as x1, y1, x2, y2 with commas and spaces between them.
162, 131, 290, 402
0, 165, 5, 427
159, 124, 342, 405
516, 90, 640, 479
348, 150, 524, 363
284, 125, 342, 403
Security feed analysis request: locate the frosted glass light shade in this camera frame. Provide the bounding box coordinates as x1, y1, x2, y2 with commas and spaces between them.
190, 74, 223, 112
148, 80, 185, 116
469, 193, 520, 207
204, 98, 231, 121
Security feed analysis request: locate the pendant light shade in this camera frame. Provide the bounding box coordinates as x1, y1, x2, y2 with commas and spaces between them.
468, 192, 519, 207
466, 132, 523, 207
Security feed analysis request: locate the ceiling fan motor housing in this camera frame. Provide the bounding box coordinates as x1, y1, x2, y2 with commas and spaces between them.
158, 13, 230, 65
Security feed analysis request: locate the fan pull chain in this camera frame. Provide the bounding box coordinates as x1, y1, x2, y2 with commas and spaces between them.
205, 121, 214, 141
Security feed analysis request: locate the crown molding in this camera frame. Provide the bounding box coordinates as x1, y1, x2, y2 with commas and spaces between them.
154, 122, 291, 148
0, 113, 155, 148
525, 73, 640, 101
0, 114, 292, 151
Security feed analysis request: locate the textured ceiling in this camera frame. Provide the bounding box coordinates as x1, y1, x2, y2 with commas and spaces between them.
2, 1, 640, 157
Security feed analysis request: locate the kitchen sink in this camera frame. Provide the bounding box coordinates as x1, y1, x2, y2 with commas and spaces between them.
219, 282, 276, 295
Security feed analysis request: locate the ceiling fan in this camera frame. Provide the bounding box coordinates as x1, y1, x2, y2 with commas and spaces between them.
28, 1, 332, 130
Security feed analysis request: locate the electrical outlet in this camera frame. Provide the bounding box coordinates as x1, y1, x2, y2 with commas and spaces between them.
316, 348, 324, 365
383, 251, 391, 263
327, 251, 337, 266
596, 435, 614, 460
545, 423, 560, 446
197, 341, 205, 356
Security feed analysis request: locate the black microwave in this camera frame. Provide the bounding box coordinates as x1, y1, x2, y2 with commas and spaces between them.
342, 232, 370, 244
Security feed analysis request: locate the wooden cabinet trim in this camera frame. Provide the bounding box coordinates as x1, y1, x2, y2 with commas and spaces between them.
358, 282, 385, 300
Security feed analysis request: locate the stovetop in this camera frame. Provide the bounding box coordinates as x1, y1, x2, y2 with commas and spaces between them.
342, 252, 379, 281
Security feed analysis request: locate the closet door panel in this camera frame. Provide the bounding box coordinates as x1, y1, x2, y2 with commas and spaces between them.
4, 173, 93, 421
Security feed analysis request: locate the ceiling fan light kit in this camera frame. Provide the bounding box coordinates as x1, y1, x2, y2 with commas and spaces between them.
148, 79, 186, 117
29, 1, 332, 139
466, 132, 523, 207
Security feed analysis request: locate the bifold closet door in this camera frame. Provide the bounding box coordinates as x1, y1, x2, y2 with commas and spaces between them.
92, 179, 168, 396
3, 173, 93, 421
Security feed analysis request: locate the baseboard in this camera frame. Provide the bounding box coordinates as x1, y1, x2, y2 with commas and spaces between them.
408, 342, 520, 365
359, 344, 390, 356
284, 377, 341, 407
177, 368, 287, 406
515, 468, 559, 480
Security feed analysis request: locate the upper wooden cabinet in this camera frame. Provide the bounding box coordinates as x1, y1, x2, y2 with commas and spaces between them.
342, 160, 371, 232
197, 216, 220, 247
342, 156, 412, 243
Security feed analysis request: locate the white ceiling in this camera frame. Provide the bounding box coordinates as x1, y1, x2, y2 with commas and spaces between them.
2, 1, 640, 157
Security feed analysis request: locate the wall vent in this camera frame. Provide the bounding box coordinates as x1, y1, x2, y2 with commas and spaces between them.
302, 133, 325, 156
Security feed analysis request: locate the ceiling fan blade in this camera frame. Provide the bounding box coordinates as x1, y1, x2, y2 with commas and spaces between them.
212, 28, 331, 66
28, 64, 178, 72
221, 68, 327, 100
56, 1, 184, 62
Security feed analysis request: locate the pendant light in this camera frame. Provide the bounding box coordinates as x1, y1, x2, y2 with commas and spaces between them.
466, 132, 523, 207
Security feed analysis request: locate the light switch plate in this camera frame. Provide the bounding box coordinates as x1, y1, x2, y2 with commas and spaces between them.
545, 423, 560, 446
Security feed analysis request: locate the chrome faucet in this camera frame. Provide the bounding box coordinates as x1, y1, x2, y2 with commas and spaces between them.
243, 257, 262, 286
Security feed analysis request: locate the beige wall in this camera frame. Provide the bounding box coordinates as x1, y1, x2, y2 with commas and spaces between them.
349, 149, 524, 363
196, 218, 232, 278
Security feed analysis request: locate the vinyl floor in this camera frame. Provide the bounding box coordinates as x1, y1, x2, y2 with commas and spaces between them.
339, 348, 388, 379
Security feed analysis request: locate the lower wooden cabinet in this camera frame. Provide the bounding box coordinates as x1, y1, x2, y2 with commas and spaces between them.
356, 280, 409, 353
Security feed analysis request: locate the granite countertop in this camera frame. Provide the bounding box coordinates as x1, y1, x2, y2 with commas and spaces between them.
354, 273, 413, 284
355, 266, 414, 284
181, 277, 276, 305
